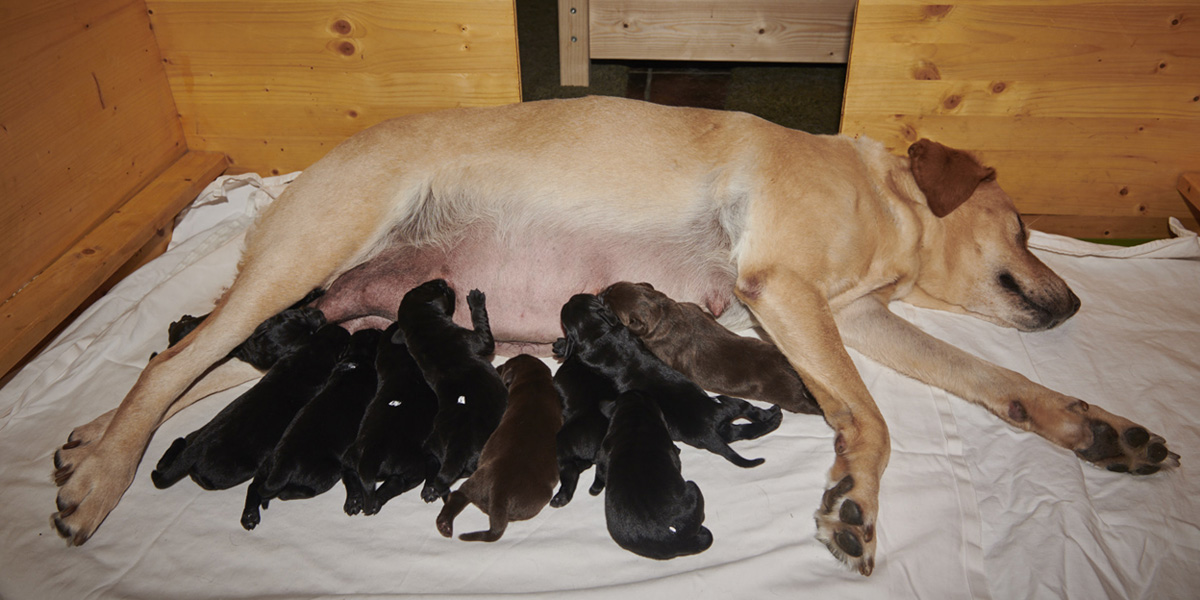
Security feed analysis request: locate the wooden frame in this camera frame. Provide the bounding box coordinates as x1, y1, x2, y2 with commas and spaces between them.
558, 0, 856, 86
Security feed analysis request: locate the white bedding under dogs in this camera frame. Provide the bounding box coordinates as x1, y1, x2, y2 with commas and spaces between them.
1, 174, 1198, 599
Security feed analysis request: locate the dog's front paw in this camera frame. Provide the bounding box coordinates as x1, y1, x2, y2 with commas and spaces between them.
467, 289, 486, 309
420, 483, 445, 503
814, 475, 877, 576
1070, 404, 1179, 475
52, 445, 136, 546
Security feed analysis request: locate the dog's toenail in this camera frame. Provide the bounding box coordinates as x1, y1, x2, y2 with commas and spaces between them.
861, 556, 875, 576
1106, 463, 1129, 473
835, 530, 864, 558
1147, 443, 1168, 463
863, 523, 875, 543
58, 504, 77, 519
63, 439, 82, 450
53, 515, 73, 539
1135, 465, 1161, 475
834, 433, 846, 454
1123, 427, 1149, 448
839, 499, 864, 526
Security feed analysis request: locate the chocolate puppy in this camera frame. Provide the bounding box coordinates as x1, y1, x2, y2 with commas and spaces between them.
150, 323, 351, 490
342, 322, 439, 516
394, 279, 507, 502
436, 354, 563, 541
557, 293, 781, 468
241, 328, 382, 529
600, 281, 820, 415
548, 340, 618, 507
591, 390, 712, 560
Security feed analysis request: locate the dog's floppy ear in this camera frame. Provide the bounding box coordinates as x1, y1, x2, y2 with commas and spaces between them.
552, 336, 573, 360
907, 139, 996, 218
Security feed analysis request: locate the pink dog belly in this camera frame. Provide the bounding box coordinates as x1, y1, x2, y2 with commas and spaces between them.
314, 222, 738, 353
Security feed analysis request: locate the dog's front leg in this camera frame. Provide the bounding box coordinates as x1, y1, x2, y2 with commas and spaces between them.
735, 270, 887, 576
834, 295, 1178, 474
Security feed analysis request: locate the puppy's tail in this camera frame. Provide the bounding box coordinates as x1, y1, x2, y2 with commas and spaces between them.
150, 438, 192, 489
718, 397, 783, 443
459, 504, 509, 542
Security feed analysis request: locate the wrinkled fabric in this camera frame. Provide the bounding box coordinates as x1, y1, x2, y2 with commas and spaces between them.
0, 176, 1196, 599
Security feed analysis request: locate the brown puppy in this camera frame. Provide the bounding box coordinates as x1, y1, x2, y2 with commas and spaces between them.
435, 354, 562, 542
600, 281, 821, 415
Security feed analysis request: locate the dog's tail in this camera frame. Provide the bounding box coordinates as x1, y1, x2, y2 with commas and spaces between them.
150, 437, 193, 489
718, 397, 783, 443
459, 504, 509, 542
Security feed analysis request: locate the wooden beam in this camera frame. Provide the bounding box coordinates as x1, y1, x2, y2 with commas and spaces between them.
559, 0, 591, 85
0, 150, 228, 378
1022, 214, 1198, 240
1179, 173, 1200, 226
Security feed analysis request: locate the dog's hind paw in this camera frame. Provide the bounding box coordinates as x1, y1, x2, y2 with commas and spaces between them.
814, 475, 877, 576
1071, 407, 1179, 475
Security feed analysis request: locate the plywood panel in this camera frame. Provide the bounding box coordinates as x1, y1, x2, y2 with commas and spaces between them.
0, 0, 186, 304
147, 0, 522, 175
589, 0, 855, 63
841, 0, 1200, 238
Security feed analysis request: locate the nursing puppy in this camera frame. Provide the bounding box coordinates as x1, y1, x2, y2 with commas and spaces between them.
548, 339, 618, 508
436, 355, 562, 542
600, 282, 821, 415
395, 279, 508, 502
149, 324, 351, 491
241, 328, 381, 529
591, 390, 712, 560
558, 293, 782, 468
342, 322, 440, 516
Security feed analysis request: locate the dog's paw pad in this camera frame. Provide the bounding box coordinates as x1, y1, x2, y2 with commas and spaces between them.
814, 475, 877, 576
1076, 418, 1179, 475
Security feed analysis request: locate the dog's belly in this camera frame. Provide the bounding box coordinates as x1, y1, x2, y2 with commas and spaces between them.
314, 223, 743, 354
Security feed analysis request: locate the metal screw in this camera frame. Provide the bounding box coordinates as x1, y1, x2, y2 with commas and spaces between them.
571, 36, 577, 42
570, 7, 577, 13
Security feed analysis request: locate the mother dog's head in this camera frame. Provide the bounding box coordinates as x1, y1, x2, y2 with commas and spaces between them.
901, 139, 1080, 331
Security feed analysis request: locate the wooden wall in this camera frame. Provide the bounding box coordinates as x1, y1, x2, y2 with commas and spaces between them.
145, 0, 523, 175
0, 0, 186, 307
841, 0, 1200, 239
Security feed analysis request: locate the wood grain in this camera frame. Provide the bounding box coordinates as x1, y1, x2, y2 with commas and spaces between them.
0, 150, 228, 378
589, 0, 855, 63
0, 0, 186, 305
841, 0, 1200, 238
146, 0, 522, 175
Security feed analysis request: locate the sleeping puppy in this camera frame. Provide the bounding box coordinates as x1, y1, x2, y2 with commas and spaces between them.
548, 339, 618, 508
342, 322, 440, 516
591, 390, 712, 560
150, 323, 351, 491
165, 288, 327, 369
394, 279, 508, 502
241, 328, 382, 529
557, 293, 782, 468
600, 281, 821, 415
436, 354, 562, 541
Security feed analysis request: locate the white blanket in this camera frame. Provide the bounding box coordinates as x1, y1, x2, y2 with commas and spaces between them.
1, 175, 1197, 599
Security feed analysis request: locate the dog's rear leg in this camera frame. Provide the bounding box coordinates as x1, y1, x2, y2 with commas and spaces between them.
436, 491, 471, 538
53, 171, 395, 544
341, 467, 368, 516
370, 471, 425, 514
719, 398, 784, 442
241, 477, 267, 530
459, 505, 509, 542
551, 458, 586, 507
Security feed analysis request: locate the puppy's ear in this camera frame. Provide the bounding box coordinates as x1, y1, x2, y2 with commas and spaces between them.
592, 298, 624, 330
391, 325, 407, 346
907, 139, 995, 218
636, 281, 655, 291
497, 362, 515, 386
552, 336, 573, 360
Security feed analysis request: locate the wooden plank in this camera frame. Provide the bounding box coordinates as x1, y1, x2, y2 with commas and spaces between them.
559, 0, 591, 86
0, 151, 228, 378
841, 1, 1200, 237
147, 0, 521, 176
589, 0, 855, 63
0, 0, 186, 306
1179, 173, 1200, 225
1023, 214, 1198, 240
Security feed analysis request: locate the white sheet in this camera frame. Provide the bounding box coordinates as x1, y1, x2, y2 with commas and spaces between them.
1, 175, 1197, 599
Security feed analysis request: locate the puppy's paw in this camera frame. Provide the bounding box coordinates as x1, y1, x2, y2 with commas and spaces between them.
344, 494, 363, 516
1071, 407, 1179, 475
467, 289, 486, 309
814, 475, 877, 577
550, 489, 571, 508
420, 483, 444, 503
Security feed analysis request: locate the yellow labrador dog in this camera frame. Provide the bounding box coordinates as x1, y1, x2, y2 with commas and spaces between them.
52, 96, 1177, 574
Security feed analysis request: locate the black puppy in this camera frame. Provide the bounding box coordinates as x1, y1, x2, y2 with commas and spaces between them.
241, 328, 382, 529
591, 390, 712, 559
557, 293, 782, 468
548, 341, 618, 508
150, 323, 351, 490
166, 288, 326, 370
342, 322, 439, 516
394, 279, 507, 502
